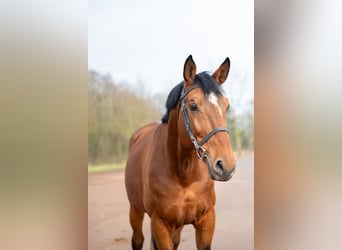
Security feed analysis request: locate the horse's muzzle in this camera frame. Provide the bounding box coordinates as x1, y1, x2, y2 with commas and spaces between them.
205, 158, 236, 181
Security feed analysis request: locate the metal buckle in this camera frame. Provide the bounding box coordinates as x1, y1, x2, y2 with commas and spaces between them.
195, 145, 207, 160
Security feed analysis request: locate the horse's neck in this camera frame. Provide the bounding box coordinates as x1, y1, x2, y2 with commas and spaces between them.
166, 110, 205, 184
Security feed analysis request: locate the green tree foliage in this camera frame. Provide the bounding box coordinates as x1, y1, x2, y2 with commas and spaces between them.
227, 100, 254, 154
88, 70, 162, 164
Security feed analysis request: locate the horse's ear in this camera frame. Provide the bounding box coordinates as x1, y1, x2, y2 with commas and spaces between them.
183, 55, 197, 87
212, 57, 230, 84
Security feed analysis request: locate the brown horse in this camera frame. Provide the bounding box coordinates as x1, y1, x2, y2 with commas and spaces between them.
125, 55, 236, 250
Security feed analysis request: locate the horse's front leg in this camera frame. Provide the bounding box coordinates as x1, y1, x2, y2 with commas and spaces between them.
151, 213, 173, 250
172, 225, 183, 250
195, 207, 216, 250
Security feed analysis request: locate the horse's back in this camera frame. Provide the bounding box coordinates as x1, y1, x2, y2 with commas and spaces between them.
128, 122, 159, 151
125, 122, 159, 211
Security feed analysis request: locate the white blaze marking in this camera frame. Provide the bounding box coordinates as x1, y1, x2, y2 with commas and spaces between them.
208, 92, 222, 115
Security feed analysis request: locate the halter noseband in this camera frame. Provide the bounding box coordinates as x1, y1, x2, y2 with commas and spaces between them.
179, 85, 229, 160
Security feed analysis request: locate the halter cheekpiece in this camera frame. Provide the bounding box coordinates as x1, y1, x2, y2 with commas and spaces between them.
179, 85, 229, 160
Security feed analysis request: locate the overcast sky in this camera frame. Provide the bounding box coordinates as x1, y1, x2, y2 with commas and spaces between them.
89, 0, 253, 113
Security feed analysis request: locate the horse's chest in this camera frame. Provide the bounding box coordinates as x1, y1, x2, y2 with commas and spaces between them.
183, 202, 203, 224
165, 190, 208, 225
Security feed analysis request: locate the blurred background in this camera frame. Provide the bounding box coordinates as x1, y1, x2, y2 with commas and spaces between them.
2, 0, 342, 249
88, 0, 254, 167
255, 0, 342, 249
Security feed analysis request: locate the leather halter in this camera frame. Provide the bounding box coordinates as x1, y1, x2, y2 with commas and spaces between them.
179, 85, 229, 160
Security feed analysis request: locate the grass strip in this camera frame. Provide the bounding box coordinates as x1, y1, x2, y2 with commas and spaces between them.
88, 162, 125, 173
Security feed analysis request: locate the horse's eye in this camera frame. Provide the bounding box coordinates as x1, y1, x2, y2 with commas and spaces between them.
189, 103, 198, 112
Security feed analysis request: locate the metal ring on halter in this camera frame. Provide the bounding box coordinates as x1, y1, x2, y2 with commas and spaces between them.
195, 145, 208, 160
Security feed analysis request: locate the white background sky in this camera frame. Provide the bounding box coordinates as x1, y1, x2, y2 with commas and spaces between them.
89, 0, 253, 114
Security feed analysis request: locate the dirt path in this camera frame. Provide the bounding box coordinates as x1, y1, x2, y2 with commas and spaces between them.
88, 156, 253, 249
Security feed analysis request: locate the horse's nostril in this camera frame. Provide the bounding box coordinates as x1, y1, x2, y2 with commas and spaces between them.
215, 160, 224, 171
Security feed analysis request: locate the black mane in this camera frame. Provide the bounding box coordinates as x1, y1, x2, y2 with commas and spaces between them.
161, 72, 224, 123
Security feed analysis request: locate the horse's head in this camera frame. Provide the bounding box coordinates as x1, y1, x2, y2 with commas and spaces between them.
178, 55, 236, 181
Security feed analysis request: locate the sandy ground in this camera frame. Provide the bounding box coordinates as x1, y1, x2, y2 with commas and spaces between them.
88, 155, 253, 250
